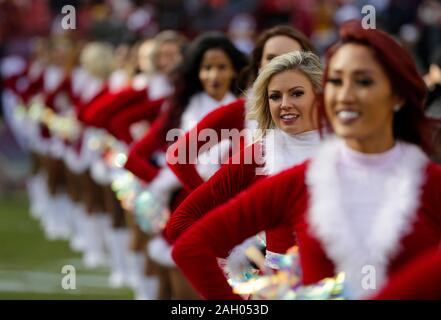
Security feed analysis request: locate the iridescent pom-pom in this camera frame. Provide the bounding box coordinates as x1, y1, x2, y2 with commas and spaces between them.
233, 270, 347, 300
134, 190, 170, 234
231, 244, 347, 300
111, 172, 139, 211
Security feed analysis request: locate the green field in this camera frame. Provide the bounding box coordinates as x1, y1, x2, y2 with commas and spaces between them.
0, 193, 133, 299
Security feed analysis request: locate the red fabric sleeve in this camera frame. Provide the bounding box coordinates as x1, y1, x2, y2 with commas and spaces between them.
3, 63, 28, 94
172, 163, 307, 300
82, 87, 148, 128
107, 97, 165, 144
44, 75, 71, 110
372, 247, 441, 300
166, 143, 262, 243
123, 111, 169, 182
3, 75, 18, 91
66, 76, 75, 106
167, 98, 246, 192
3, 73, 25, 94
21, 73, 44, 104
76, 86, 108, 122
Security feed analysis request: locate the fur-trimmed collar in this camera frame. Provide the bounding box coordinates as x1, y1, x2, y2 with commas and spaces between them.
148, 73, 173, 100
180, 91, 236, 132
306, 138, 428, 299
262, 129, 321, 176
44, 65, 64, 93
81, 75, 105, 104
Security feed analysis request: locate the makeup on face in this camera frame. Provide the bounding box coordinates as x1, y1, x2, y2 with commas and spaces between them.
199, 48, 236, 101
157, 42, 182, 74
260, 36, 302, 69
268, 70, 318, 135
324, 43, 402, 153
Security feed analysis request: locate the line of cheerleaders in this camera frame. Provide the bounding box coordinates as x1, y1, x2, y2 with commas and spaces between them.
3, 20, 441, 300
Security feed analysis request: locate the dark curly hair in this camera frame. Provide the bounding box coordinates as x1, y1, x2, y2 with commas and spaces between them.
165, 32, 248, 133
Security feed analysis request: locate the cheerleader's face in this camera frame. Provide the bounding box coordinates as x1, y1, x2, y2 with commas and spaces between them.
52, 41, 70, 66
325, 44, 403, 152
157, 42, 182, 74
260, 36, 302, 69
114, 44, 130, 69
268, 70, 318, 135
138, 41, 154, 74
199, 48, 236, 101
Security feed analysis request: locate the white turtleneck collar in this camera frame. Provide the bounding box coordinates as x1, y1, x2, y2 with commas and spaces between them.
80, 73, 105, 104
180, 91, 236, 132
262, 128, 321, 176
338, 141, 402, 171
148, 73, 173, 100
44, 65, 64, 93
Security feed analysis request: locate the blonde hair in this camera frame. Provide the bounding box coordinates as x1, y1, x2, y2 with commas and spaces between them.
246, 51, 322, 138
80, 42, 114, 80
151, 30, 186, 73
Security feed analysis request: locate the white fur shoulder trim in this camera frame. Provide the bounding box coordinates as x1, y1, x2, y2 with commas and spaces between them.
90, 157, 111, 186
224, 236, 262, 281
306, 138, 428, 299
64, 148, 89, 173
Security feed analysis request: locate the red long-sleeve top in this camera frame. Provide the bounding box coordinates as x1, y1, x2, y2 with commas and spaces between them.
172, 156, 441, 299
123, 110, 170, 182
106, 97, 165, 145
43, 75, 71, 111
2, 63, 28, 95
167, 98, 246, 192
20, 70, 44, 104
80, 87, 148, 128
166, 142, 296, 256
372, 247, 441, 300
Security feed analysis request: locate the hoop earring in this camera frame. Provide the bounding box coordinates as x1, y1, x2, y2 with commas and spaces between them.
393, 104, 402, 112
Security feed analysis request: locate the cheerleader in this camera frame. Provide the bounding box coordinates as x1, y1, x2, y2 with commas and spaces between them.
105, 31, 187, 144
124, 32, 248, 188
69, 42, 113, 269
166, 51, 323, 276
172, 20, 441, 300
77, 41, 142, 288
167, 25, 315, 192
30, 35, 77, 241
93, 33, 186, 295
19, 39, 50, 223
82, 31, 185, 130
124, 32, 248, 299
